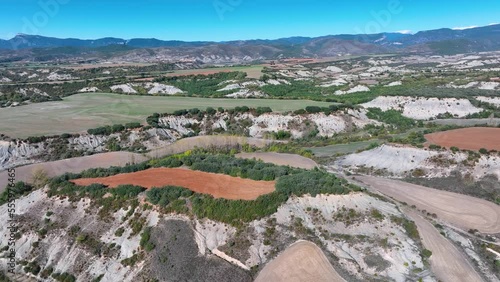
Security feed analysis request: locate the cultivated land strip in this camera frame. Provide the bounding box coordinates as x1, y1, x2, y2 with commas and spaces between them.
146, 136, 276, 159
424, 127, 500, 151
0, 151, 147, 194
354, 175, 500, 234
0, 93, 332, 138
404, 209, 484, 282
0, 136, 277, 193
255, 240, 345, 282
235, 152, 318, 169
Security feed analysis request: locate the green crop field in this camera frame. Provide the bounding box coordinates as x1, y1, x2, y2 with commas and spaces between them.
307, 140, 381, 157
167, 65, 264, 79
0, 93, 332, 138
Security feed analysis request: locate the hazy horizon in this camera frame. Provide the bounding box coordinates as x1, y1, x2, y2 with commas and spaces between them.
1, 0, 499, 41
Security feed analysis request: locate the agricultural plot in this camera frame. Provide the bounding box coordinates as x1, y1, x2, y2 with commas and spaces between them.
235, 152, 318, 169
308, 141, 381, 157
72, 167, 276, 200
425, 127, 500, 151
355, 175, 500, 234
0, 93, 331, 138
0, 152, 148, 194
255, 240, 345, 282
166, 65, 264, 79
404, 209, 483, 282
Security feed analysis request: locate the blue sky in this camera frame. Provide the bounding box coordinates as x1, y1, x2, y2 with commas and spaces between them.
0, 0, 499, 41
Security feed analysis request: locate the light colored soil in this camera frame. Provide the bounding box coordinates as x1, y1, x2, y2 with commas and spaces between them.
255, 240, 345, 282
404, 209, 483, 282
235, 152, 317, 169
0, 152, 147, 193
147, 136, 278, 159
355, 175, 500, 234
71, 167, 275, 200
425, 127, 500, 151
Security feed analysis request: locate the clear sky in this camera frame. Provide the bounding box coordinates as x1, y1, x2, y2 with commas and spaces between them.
0, 0, 499, 41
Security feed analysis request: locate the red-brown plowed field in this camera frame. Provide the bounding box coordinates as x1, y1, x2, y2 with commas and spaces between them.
71, 167, 275, 200
424, 127, 500, 151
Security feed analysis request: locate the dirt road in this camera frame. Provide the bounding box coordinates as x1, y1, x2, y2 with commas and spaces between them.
404, 209, 483, 282
235, 152, 317, 169
355, 175, 500, 234
255, 240, 345, 282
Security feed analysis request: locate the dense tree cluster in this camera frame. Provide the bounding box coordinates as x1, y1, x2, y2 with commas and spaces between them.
366, 108, 416, 130
87, 124, 126, 135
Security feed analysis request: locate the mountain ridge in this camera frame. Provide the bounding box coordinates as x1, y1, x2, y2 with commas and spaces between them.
0, 24, 499, 63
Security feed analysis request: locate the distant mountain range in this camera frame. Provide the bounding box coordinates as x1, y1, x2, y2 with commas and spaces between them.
0, 24, 499, 63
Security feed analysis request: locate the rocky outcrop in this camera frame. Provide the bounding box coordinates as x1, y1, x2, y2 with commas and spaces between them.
157, 110, 380, 139
0, 140, 46, 170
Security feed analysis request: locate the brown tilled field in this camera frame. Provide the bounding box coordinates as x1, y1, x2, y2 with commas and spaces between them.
72, 167, 275, 200
424, 127, 500, 151
255, 240, 345, 282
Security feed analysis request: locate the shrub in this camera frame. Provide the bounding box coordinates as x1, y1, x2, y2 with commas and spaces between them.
305, 106, 322, 113
255, 107, 273, 115
206, 107, 216, 115
421, 249, 432, 258
273, 130, 292, 140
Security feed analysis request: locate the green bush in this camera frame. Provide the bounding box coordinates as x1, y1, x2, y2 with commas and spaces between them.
0, 182, 34, 205
366, 108, 416, 131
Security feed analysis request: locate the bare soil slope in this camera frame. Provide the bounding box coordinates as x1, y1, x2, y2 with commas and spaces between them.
255, 240, 345, 282
235, 152, 317, 169
72, 167, 275, 200
355, 175, 500, 233
425, 127, 500, 151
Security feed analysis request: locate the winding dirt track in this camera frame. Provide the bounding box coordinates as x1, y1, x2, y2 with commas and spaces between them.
255, 240, 345, 282
235, 152, 318, 170
355, 175, 500, 234
404, 209, 483, 282
71, 167, 275, 200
